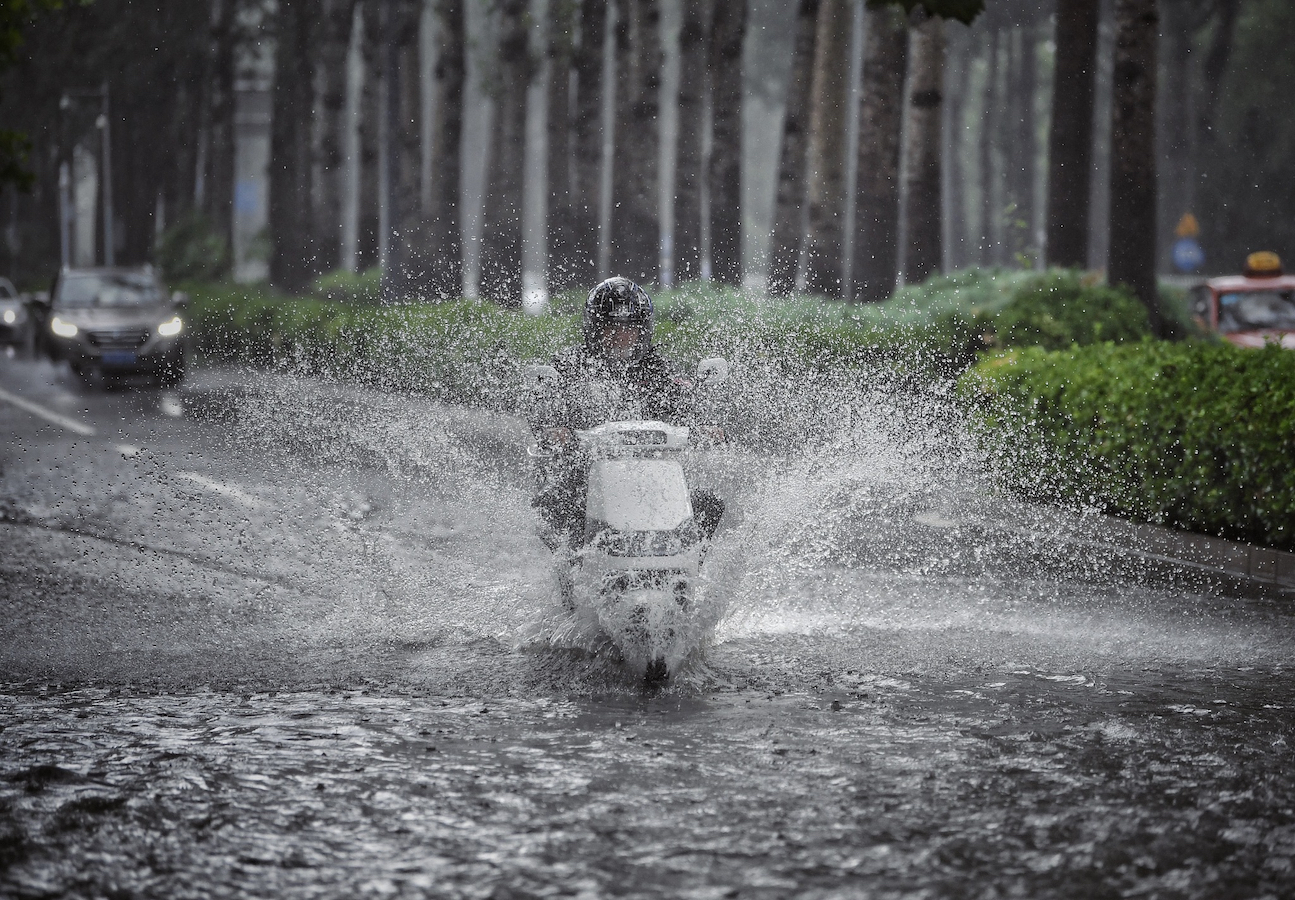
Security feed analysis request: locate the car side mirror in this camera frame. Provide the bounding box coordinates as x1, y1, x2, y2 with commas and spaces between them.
696, 357, 730, 386
523, 363, 559, 390
171, 290, 190, 307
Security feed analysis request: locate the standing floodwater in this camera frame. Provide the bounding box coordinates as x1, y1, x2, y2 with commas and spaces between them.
2, 356, 1294, 898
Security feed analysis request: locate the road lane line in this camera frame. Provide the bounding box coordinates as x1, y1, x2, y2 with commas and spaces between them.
0, 385, 96, 436
175, 470, 263, 508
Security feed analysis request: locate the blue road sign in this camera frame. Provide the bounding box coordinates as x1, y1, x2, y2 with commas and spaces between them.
1173, 238, 1205, 274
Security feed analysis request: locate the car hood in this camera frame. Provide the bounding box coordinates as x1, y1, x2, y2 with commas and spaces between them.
1223, 330, 1295, 350
53, 306, 174, 330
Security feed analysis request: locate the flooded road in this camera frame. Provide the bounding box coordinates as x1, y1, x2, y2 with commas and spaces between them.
2, 352, 1294, 898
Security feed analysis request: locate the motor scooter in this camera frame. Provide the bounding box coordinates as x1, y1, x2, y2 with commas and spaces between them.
524, 358, 729, 683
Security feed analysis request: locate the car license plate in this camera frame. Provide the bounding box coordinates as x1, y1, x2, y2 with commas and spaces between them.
102, 351, 137, 365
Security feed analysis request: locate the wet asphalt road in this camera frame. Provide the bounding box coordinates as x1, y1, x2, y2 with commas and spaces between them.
3, 349, 1295, 899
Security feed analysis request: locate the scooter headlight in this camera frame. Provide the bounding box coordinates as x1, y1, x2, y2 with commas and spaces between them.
50, 316, 78, 338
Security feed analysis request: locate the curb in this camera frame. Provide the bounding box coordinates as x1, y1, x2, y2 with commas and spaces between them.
1080, 515, 1295, 592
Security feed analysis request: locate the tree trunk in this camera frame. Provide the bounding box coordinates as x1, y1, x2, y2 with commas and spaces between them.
546, 0, 576, 290
1007, 21, 1037, 265
803, 0, 850, 298
610, 0, 662, 284
521, 0, 552, 308
311, 0, 358, 276
900, 9, 945, 286
269, 0, 317, 291
205, 0, 237, 267
1045, 0, 1100, 269
1157, 0, 1193, 273
360, 2, 384, 269
707, 0, 743, 285
1107, 0, 1161, 333
768, 0, 818, 295
674, 0, 709, 285
853, 4, 908, 302
423, 0, 463, 298
481, 0, 528, 303
566, 0, 608, 288
941, 21, 969, 273
386, 0, 425, 297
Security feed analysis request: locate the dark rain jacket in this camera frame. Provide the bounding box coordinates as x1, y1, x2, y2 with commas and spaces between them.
530, 344, 696, 431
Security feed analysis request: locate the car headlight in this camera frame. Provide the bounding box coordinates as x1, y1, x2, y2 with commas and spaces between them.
50, 316, 78, 338
2, 309, 14, 324
157, 316, 183, 337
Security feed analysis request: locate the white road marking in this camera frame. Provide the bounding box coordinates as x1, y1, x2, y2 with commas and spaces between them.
0, 385, 97, 436
117, 444, 142, 458
175, 470, 263, 508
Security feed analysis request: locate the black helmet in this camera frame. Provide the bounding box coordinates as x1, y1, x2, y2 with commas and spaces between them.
583, 276, 654, 362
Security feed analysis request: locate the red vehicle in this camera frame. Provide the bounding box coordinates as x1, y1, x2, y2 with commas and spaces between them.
1192, 252, 1295, 349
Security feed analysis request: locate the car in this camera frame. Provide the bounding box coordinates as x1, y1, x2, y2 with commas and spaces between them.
0, 277, 32, 351
31, 265, 188, 385
1191, 251, 1295, 349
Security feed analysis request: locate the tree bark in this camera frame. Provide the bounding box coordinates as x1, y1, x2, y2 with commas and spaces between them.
565, 0, 608, 288
900, 9, 945, 286
803, 0, 850, 298
707, 0, 743, 285
1107, 0, 1161, 333
673, 0, 709, 285
1045, 0, 1100, 269
768, 0, 818, 295
611, 0, 662, 284
269, 0, 317, 291
853, 4, 908, 302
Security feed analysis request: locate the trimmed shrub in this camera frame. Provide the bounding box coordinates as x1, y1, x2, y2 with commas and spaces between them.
961, 341, 1295, 550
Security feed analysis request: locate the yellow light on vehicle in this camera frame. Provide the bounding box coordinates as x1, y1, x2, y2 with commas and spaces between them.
50, 316, 78, 337
2, 309, 14, 324
1245, 251, 1283, 277
157, 316, 183, 337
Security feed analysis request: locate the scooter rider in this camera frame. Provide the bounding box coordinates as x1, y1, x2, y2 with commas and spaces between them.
529, 276, 724, 546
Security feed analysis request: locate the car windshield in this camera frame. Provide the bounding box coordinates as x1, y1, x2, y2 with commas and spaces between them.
56, 272, 163, 308
1218, 290, 1295, 332
0, 279, 15, 299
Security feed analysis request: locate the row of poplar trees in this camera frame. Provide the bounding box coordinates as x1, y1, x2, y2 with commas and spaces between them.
0, 0, 1180, 334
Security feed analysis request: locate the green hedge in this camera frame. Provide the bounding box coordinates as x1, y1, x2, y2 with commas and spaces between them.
961, 342, 1295, 551
186, 268, 1166, 391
